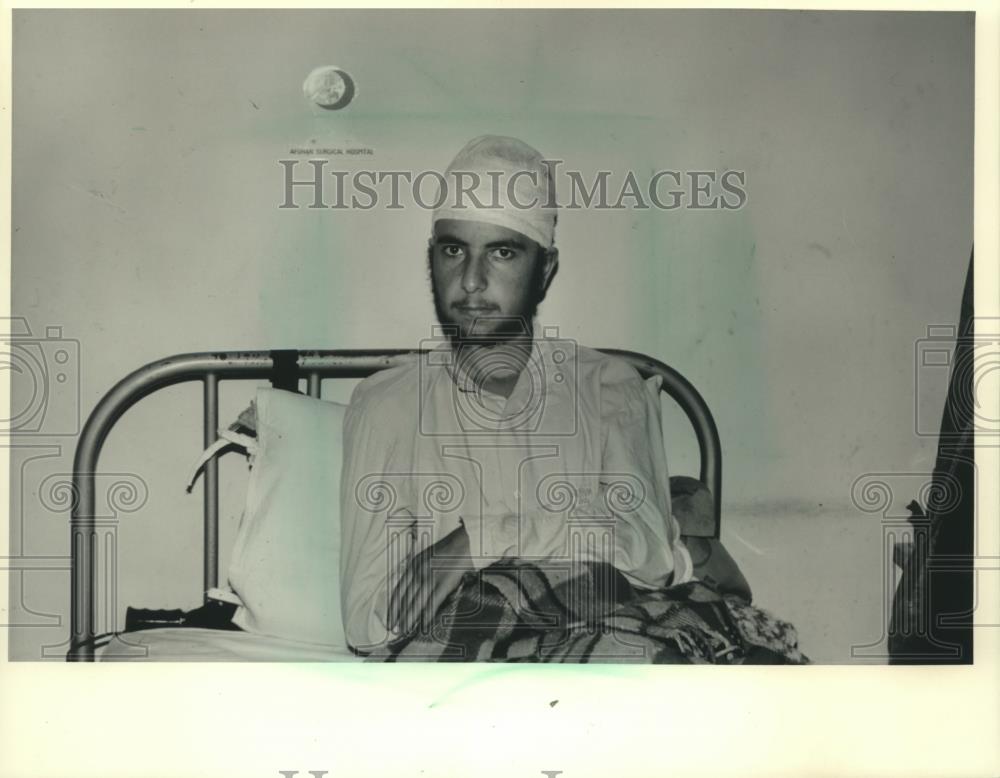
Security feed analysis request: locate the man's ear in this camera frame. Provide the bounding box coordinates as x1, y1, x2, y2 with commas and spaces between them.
541, 247, 559, 295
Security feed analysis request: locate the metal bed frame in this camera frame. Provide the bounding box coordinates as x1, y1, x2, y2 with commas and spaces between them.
68, 348, 721, 661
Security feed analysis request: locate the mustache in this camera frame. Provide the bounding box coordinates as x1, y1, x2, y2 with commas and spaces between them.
457, 317, 533, 340
452, 298, 498, 307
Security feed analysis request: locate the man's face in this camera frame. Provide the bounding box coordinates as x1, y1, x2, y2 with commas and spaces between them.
429, 218, 557, 343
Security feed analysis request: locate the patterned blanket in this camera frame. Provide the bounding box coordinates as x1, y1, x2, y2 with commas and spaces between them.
367, 561, 808, 664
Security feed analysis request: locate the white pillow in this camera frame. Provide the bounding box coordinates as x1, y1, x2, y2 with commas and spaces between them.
226, 388, 347, 648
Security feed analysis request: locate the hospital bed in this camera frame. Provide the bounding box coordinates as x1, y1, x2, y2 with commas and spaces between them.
67, 348, 747, 662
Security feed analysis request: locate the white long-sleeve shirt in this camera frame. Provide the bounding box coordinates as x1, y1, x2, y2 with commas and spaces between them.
339, 337, 693, 651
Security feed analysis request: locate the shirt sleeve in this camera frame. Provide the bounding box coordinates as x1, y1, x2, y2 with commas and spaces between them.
471, 359, 692, 588
597, 368, 693, 589
339, 379, 411, 652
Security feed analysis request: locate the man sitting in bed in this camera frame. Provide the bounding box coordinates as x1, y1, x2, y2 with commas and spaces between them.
339, 135, 693, 653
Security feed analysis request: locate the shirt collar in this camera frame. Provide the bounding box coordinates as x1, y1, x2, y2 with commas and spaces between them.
423, 327, 572, 428
436, 327, 568, 410
441, 335, 547, 398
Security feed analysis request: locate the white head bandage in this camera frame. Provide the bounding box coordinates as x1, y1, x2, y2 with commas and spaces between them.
432, 135, 557, 250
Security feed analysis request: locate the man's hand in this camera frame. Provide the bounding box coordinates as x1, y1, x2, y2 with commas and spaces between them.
388, 522, 474, 638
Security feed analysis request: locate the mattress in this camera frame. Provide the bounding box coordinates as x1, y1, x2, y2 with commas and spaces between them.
95, 627, 367, 662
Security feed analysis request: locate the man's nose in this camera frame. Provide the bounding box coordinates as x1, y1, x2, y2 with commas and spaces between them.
460, 253, 488, 293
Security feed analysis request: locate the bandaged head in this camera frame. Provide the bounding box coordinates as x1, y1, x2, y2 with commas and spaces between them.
432, 135, 557, 250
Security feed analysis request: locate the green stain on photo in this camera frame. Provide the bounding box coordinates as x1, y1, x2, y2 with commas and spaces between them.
288, 661, 650, 711
642, 206, 778, 463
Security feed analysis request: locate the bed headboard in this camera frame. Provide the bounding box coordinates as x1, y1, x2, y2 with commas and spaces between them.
68, 348, 721, 660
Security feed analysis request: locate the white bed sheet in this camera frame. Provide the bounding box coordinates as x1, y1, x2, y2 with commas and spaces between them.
96, 627, 366, 662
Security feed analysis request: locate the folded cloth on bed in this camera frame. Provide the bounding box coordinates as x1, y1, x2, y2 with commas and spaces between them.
366, 560, 808, 664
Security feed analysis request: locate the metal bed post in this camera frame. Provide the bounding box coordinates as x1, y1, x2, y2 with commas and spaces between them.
203, 373, 219, 597
68, 352, 278, 660
69, 466, 95, 662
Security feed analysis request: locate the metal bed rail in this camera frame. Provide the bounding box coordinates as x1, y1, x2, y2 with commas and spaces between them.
68, 348, 721, 660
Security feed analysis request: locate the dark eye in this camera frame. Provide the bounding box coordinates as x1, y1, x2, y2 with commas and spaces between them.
490, 247, 516, 261
440, 245, 464, 258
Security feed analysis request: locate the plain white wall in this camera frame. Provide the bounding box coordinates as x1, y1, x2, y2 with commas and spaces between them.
9, 10, 972, 661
